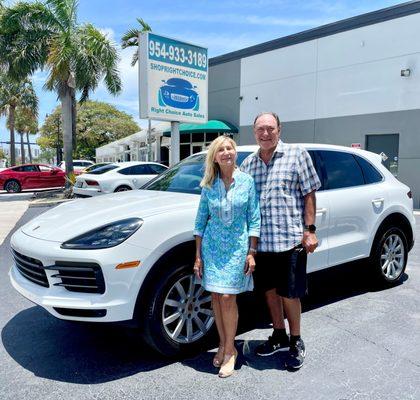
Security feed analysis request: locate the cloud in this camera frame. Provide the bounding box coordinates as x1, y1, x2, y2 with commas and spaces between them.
98, 27, 116, 41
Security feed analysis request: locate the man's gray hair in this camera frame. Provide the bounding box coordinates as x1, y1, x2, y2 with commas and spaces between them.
253, 112, 281, 129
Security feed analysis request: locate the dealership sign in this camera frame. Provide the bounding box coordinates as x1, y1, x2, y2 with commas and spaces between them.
139, 32, 208, 124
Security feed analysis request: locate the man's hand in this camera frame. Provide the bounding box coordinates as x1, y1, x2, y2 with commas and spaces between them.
244, 254, 256, 275
302, 231, 318, 253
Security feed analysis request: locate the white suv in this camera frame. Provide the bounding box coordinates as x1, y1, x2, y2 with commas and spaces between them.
58, 160, 94, 175
9, 144, 415, 356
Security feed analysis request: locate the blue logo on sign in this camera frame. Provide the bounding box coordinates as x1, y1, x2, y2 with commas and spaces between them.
158, 78, 199, 111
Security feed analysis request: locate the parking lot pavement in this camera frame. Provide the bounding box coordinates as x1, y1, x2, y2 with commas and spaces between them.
0, 194, 33, 246
0, 205, 419, 400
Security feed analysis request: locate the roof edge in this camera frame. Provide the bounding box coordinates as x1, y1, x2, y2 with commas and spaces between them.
209, 1, 420, 66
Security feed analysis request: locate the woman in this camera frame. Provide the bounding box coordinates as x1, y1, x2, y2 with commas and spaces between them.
193, 136, 260, 378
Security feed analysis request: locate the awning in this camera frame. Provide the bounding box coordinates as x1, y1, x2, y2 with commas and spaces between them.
163, 120, 238, 137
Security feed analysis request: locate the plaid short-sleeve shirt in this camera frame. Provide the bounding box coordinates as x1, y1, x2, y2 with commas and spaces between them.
240, 141, 321, 252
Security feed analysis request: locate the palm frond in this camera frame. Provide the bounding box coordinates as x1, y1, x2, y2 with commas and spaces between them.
121, 17, 151, 49
131, 51, 138, 67
74, 24, 121, 98
45, 0, 78, 31
0, 2, 59, 79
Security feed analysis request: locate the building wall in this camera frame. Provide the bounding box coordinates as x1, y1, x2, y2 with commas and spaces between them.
239, 109, 420, 207
208, 12, 420, 207
208, 59, 241, 128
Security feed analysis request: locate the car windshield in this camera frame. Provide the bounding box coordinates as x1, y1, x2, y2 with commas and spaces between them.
87, 164, 118, 175
143, 151, 252, 194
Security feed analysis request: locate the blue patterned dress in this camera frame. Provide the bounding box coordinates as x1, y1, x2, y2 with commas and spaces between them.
194, 170, 260, 294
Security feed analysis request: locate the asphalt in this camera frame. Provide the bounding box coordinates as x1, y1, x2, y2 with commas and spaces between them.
0, 202, 419, 400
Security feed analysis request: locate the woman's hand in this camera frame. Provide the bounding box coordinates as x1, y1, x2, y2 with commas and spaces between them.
193, 257, 203, 279
244, 254, 256, 276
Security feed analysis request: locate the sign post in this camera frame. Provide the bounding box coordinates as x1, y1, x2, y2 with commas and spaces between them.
171, 121, 180, 164
138, 32, 208, 165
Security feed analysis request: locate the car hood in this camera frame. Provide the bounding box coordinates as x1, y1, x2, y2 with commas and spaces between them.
21, 190, 199, 242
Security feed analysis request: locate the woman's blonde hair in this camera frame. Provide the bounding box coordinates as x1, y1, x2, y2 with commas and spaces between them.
200, 135, 237, 188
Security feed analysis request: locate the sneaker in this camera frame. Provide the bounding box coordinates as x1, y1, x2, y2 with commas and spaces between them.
285, 338, 306, 369
255, 335, 290, 356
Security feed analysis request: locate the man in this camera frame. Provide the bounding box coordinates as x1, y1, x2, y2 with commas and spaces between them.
241, 112, 321, 370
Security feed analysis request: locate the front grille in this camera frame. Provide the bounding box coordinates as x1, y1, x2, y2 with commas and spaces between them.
46, 261, 105, 294
12, 249, 49, 288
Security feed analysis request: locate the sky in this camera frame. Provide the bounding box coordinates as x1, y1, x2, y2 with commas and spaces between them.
0, 0, 406, 143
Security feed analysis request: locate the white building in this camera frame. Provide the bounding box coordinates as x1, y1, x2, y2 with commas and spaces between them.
207, 2, 420, 207
0, 141, 41, 165
95, 122, 171, 165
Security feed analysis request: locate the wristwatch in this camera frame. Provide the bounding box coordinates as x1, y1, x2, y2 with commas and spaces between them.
248, 247, 257, 255
304, 224, 316, 233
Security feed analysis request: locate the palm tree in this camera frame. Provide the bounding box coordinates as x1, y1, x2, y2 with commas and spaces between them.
0, 74, 38, 165
0, 0, 121, 180
121, 18, 152, 66
11, 106, 38, 163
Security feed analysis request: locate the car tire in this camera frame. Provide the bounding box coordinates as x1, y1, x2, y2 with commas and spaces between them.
5, 180, 21, 193
114, 185, 132, 192
369, 226, 408, 285
141, 260, 216, 357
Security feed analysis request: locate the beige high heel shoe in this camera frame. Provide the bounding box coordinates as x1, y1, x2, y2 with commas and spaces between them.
218, 350, 238, 378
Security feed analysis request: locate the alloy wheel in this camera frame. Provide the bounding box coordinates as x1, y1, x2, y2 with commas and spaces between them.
380, 234, 405, 280
6, 181, 20, 193
162, 274, 213, 344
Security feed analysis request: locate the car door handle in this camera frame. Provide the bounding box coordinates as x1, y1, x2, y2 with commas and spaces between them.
372, 197, 384, 205
316, 208, 327, 215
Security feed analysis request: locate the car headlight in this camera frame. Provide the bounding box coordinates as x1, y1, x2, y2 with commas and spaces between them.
61, 218, 143, 249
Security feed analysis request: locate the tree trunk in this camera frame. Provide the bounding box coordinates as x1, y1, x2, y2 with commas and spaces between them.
26, 132, 33, 163
20, 132, 25, 164
60, 86, 73, 188
9, 105, 16, 166
71, 88, 77, 151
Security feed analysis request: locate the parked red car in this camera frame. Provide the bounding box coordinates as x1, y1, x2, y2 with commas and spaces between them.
0, 164, 65, 193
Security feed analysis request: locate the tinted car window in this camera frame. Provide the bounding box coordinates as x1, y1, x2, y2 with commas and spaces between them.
319, 150, 364, 190
144, 155, 205, 194
19, 165, 39, 172
118, 167, 132, 175
88, 165, 118, 175
143, 151, 252, 195
308, 151, 325, 192
148, 164, 168, 174
84, 163, 109, 173
130, 165, 152, 175
354, 155, 383, 184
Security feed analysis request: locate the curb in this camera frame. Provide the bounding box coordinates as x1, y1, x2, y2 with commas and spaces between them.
29, 198, 74, 208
